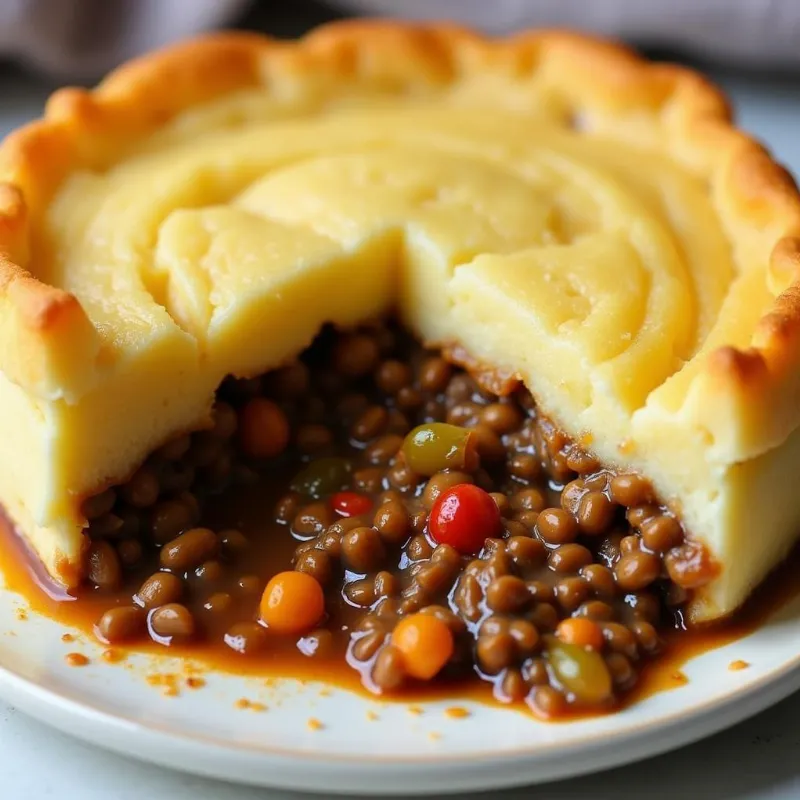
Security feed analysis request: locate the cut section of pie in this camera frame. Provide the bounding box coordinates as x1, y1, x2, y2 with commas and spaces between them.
0, 22, 799, 622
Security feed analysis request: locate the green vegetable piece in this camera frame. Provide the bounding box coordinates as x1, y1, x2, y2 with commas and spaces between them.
290, 457, 352, 499
547, 640, 612, 705
401, 423, 473, 477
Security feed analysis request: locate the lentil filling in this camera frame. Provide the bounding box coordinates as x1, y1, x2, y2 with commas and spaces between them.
79, 321, 717, 718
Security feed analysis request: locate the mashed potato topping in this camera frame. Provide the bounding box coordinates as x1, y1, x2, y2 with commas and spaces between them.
1, 24, 799, 620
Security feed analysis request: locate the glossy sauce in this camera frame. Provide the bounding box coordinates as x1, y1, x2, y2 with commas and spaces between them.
2, 472, 798, 715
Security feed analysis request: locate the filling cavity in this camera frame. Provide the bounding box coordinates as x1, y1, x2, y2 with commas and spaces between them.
80, 321, 715, 717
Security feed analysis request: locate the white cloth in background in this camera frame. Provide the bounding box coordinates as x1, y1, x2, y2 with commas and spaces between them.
0, 0, 249, 79
1, 0, 799, 80
337, 0, 800, 70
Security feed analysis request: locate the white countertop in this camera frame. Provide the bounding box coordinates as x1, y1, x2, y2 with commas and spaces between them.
1, 66, 799, 799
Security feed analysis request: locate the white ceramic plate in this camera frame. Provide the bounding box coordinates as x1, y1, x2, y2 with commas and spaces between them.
0, 580, 798, 796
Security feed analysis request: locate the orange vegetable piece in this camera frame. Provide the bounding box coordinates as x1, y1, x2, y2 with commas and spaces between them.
555, 617, 604, 651
260, 571, 325, 635
391, 614, 454, 680
239, 398, 290, 459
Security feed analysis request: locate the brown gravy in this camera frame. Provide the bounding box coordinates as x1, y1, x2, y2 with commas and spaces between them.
2, 476, 798, 715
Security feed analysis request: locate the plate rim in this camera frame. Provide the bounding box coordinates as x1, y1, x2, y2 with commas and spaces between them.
2, 649, 800, 763
1, 635, 799, 794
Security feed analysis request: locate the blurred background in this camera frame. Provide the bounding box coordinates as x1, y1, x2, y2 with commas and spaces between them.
0, 0, 799, 178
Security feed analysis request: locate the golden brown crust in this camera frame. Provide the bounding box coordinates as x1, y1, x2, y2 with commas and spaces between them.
0, 19, 799, 460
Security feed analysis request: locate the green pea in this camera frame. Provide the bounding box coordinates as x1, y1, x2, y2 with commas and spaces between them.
401, 423, 474, 477
547, 640, 612, 705
290, 457, 351, 499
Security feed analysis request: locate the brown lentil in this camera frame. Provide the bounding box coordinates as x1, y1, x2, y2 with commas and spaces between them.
577, 600, 615, 621
117, 538, 143, 567
580, 563, 617, 597
606, 652, 636, 689
122, 468, 160, 509
160, 528, 219, 571
485, 575, 531, 614
640, 515, 682, 553
270, 362, 310, 398
194, 560, 223, 582
295, 549, 333, 587
609, 474, 654, 507
601, 622, 639, 658
82, 489, 116, 521
212, 402, 238, 440
149, 603, 195, 641
236, 575, 262, 594
577, 491, 615, 535
364, 434, 404, 465
95, 606, 146, 643
470, 424, 506, 463
296, 423, 333, 453
627, 504, 660, 529
614, 551, 662, 591
219, 528, 249, 556
159, 462, 196, 495
87, 541, 122, 592
522, 657, 549, 686
528, 685, 567, 718
351, 406, 390, 442
506, 536, 546, 569
158, 435, 191, 461
514, 509, 540, 531
204, 592, 233, 614
480, 402, 523, 435
274, 493, 301, 525
508, 453, 541, 483
529, 603, 560, 632
352, 630, 385, 661
620, 535, 641, 554
135, 572, 184, 609
511, 487, 547, 512
536, 508, 579, 545
408, 510, 428, 536
560, 479, 585, 516
548, 543, 593, 573
341, 527, 386, 574
149, 499, 196, 544
376, 360, 412, 394
292, 503, 334, 539
386, 459, 420, 493
630, 619, 660, 654
224, 621, 269, 655
188, 433, 222, 468
395, 386, 424, 411
238, 398, 290, 459
353, 467, 385, 493
372, 645, 406, 690
555, 576, 590, 611
477, 632, 517, 675
526, 580, 556, 603
419, 357, 451, 392
509, 619, 540, 652
373, 500, 409, 545
89, 512, 125, 539
627, 592, 662, 624
334, 334, 380, 378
